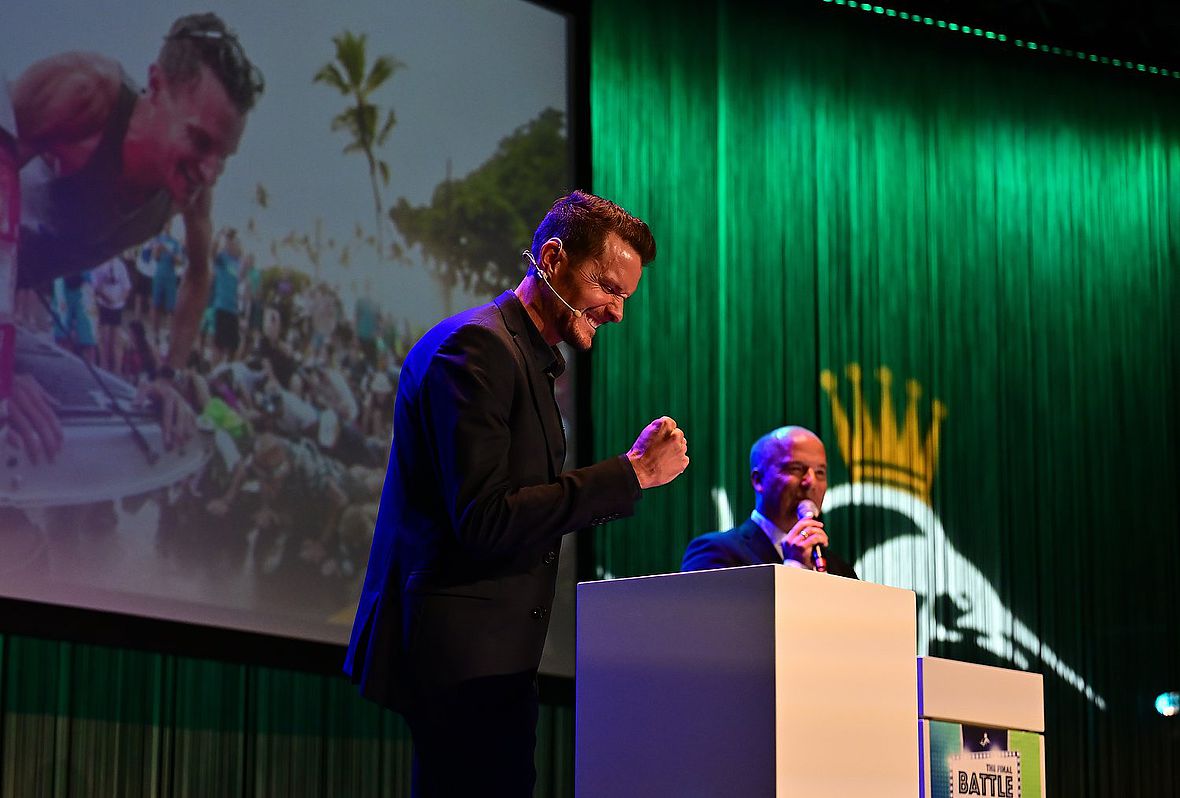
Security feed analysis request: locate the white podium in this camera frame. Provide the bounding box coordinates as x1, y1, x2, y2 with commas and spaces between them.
917, 657, 1047, 798
576, 564, 919, 797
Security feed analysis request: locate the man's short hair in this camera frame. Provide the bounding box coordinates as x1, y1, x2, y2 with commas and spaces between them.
160, 13, 264, 113
530, 190, 657, 268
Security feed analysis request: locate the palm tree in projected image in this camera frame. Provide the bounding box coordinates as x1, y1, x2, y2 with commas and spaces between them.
390, 108, 568, 314
314, 31, 405, 257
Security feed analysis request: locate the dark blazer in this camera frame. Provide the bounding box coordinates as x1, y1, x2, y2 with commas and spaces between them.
345, 292, 641, 711
681, 517, 858, 579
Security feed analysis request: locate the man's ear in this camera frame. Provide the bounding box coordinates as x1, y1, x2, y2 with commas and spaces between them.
541, 238, 565, 277
750, 469, 762, 494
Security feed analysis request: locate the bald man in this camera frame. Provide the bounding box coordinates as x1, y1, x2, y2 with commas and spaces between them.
682, 426, 857, 578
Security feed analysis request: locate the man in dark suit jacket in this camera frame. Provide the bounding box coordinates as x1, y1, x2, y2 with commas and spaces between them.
345, 191, 689, 798
682, 426, 857, 579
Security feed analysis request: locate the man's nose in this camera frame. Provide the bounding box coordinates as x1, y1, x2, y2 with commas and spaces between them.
605, 296, 624, 323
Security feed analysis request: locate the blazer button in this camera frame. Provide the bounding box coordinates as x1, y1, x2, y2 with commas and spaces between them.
544, 551, 557, 565
531, 607, 548, 620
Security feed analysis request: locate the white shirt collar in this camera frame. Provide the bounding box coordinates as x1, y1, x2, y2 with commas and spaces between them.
750, 510, 786, 557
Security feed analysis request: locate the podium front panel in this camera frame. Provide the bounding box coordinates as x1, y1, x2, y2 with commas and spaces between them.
577, 564, 919, 797
578, 566, 779, 797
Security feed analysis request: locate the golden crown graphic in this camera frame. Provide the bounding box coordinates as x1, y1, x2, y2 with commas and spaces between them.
819, 364, 947, 502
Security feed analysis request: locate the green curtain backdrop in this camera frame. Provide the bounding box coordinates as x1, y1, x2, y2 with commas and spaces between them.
591, 2, 1179, 796
0, 634, 573, 797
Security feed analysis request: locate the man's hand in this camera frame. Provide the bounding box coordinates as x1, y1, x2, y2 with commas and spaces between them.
136, 376, 195, 449
5, 373, 63, 464
626, 416, 689, 489
783, 517, 829, 569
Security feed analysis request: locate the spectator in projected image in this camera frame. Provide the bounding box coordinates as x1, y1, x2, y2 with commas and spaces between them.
145, 222, 185, 343
52, 273, 97, 365
257, 305, 298, 389
92, 252, 133, 370
354, 286, 379, 363
208, 227, 242, 365
360, 369, 395, 441
238, 252, 262, 354
681, 425, 858, 578
309, 282, 338, 358
122, 319, 160, 384
1, 12, 263, 462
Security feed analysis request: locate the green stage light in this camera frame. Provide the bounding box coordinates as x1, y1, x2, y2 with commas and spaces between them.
816, 0, 1177, 80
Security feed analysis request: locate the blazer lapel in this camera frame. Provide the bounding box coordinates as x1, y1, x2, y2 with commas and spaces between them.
739, 518, 782, 565
496, 294, 565, 478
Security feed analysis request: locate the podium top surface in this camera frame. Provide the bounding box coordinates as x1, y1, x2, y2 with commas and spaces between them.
578, 562, 904, 592
918, 656, 1045, 732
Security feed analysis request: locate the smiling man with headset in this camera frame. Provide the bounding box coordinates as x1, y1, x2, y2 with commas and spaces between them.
345, 190, 690, 797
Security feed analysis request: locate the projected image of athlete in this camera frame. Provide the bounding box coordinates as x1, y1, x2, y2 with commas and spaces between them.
1, 12, 263, 463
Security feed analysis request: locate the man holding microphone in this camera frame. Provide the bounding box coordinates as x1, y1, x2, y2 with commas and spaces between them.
682, 425, 856, 578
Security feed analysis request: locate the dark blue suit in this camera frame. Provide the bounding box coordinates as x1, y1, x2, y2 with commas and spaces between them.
345, 291, 640, 796
681, 517, 858, 579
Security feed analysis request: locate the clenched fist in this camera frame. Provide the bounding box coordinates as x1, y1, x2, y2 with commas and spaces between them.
626, 416, 689, 489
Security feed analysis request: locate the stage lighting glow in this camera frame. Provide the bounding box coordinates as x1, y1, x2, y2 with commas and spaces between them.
1155, 692, 1180, 717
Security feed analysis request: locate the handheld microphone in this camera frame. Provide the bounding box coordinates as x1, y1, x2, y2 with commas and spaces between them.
796, 499, 827, 573
522, 239, 583, 318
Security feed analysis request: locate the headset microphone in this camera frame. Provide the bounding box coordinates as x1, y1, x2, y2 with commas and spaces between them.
522, 238, 583, 318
